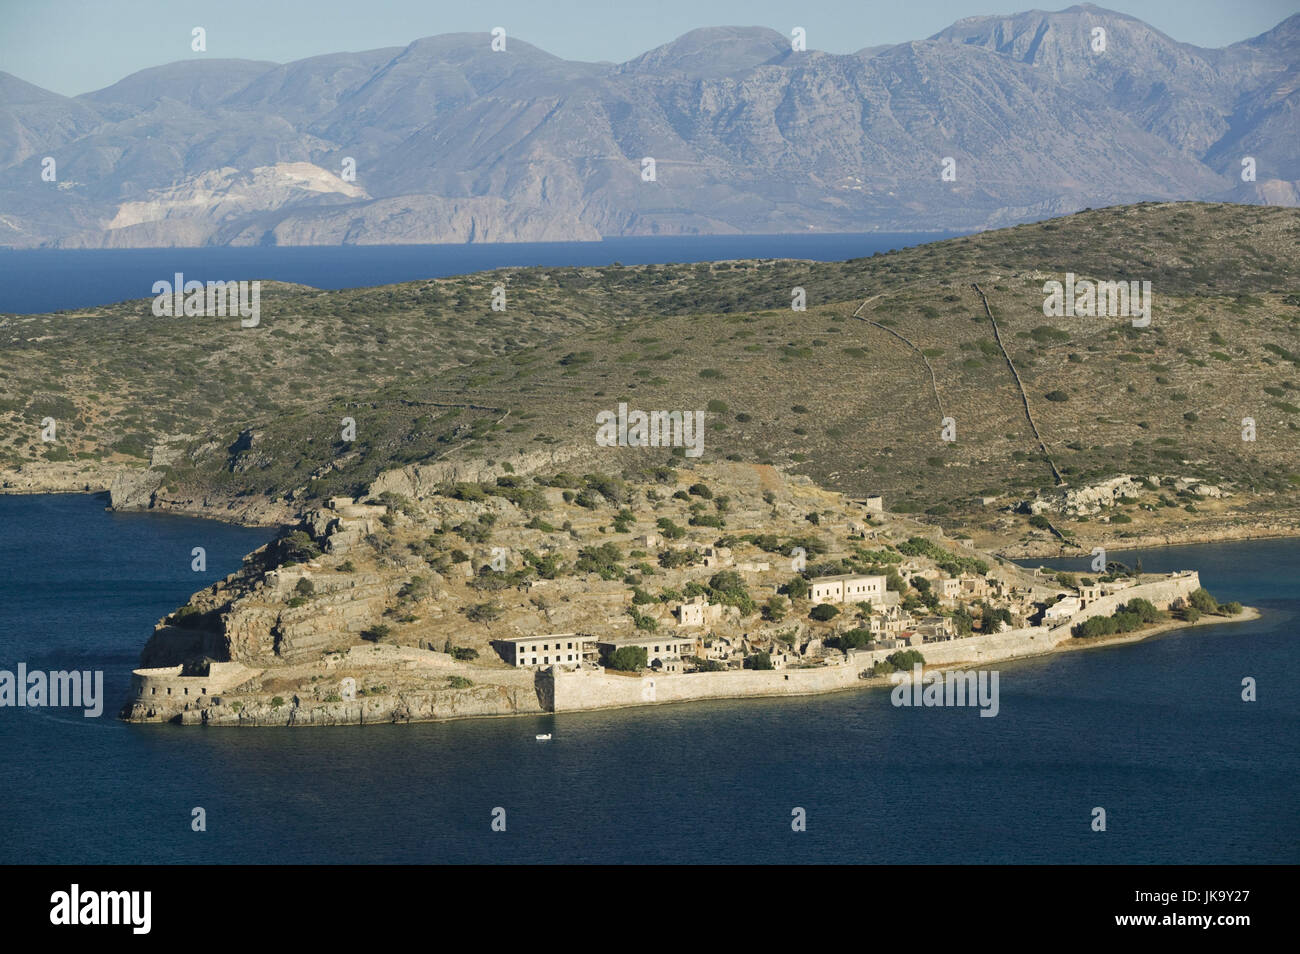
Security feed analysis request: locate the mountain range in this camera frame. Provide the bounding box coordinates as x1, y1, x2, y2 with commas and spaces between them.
1, 4, 1296, 248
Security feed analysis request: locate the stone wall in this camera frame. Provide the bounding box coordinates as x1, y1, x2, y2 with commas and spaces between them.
543, 573, 1204, 713
544, 662, 868, 712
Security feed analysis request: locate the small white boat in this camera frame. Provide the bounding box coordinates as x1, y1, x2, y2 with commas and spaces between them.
535, 733, 552, 741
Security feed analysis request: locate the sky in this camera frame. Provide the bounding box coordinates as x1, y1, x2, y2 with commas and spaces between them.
4, 0, 1298, 97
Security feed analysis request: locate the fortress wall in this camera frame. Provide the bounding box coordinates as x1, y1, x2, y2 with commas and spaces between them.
548, 663, 867, 712
129, 663, 255, 704
545, 574, 1205, 712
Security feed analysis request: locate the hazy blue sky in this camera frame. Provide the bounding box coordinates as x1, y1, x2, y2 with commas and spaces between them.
5, 0, 1297, 96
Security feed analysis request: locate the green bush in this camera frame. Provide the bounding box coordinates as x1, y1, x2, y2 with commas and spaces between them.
884, 650, 925, 671
810, 603, 839, 621
1188, 587, 1219, 614
604, 645, 647, 671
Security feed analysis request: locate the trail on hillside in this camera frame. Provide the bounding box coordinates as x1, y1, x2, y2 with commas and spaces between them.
850, 289, 946, 422
970, 282, 1065, 486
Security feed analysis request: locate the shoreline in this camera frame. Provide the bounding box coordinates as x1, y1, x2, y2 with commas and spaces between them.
992, 524, 1300, 559
128, 605, 1262, 728
7, 482, 1300, 546
926, 605, 1261, 671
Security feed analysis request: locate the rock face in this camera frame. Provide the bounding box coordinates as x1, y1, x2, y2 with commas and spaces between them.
370, 445, 588, 499
3, 12, 1296, 248
1025, 474, 1230, 516
1028, 475, 1153, 516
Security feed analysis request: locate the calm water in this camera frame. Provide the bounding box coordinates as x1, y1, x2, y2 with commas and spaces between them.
0, 494, 1295, 864
0, 232, 962, 315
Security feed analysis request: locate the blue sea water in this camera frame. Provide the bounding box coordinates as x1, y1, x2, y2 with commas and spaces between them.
0, 232, 961, 315
0, 493, 1295, 864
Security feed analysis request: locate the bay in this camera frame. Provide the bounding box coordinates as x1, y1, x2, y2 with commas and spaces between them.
0, 493, 1294, 863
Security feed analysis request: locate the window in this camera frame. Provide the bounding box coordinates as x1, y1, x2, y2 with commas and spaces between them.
567, 642, 573, 649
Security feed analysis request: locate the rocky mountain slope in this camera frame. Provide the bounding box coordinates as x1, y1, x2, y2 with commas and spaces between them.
1, 5, 1296, 247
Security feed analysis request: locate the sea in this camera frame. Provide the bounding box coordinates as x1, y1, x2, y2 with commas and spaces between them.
0, 492, 1295, 864
0, 232, 963, 315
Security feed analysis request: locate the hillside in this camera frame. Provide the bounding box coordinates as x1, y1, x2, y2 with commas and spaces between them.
1, 7, 1297, 247
2, 201, 1298, 555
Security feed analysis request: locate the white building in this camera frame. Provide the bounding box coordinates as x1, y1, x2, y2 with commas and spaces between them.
1043, 596, 1081, 623
494, 634, 595, 668
596, 636, 697, 672
675, 595, 723, 627
809, 574, 887, 605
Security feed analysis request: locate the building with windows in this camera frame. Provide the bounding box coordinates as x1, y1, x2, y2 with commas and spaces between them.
493, 634, 596, 668
809, 573, 887, 605
596, 635, 698, 672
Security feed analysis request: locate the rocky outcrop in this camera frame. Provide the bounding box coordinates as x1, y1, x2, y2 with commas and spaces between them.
0, 460, 121, 494
371, 445, 588, 499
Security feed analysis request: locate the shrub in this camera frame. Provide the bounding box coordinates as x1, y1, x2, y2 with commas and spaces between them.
744, 651, 773, 670
361, 624, 392, 642
604, 645, 647, 671
1188, 587, 1219, 614
810, 604, 839, 621
884, 650, 924, 671
833, 628, 873, 651
447, 675, 474, 689
465, 602, 503, 623
762, 594, 787, 622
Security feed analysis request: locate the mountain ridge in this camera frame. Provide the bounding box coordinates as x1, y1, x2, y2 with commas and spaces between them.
1, 7, 1296, 247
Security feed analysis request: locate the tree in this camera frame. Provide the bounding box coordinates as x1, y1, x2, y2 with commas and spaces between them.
1121, 598, 1161, 624
744, 651, 773, 670
465, 602, 503, 623
604, 646, 647, 671
784, 576, 810, 600
885, 650, 924, 671
762, 595, 787, 622
1188, 588, 1219, 614
810, 603, 839, 622
835, 628, 873, 650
